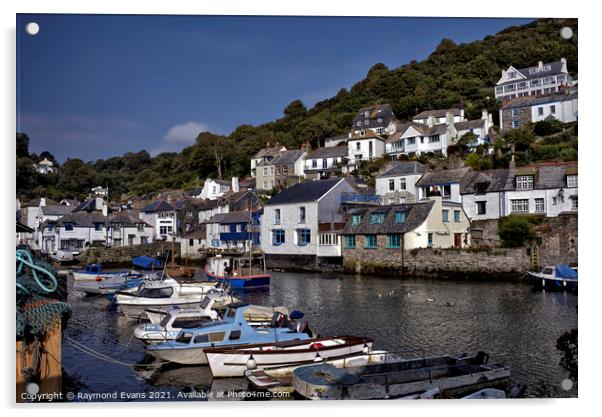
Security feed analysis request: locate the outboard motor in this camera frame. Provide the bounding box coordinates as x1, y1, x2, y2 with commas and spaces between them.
271, 312, 286, 328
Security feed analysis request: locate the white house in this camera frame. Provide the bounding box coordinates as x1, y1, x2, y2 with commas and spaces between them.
375, 161, 427, 204
499, 93, 578, 131
415, 167, 473, 204
19, 198, 70, 249
461, 162, 578, 220
304, 145, 349, 179
495, 58, 573, 100
351, 103, 397, 136
386, 115, 457, 158
107, 213, 154, 247
454, 110, 495, 149
347, 130, 386, 168
261, 177, 356, 261
33, 158, 57, 175
194, 177, 239, 200
139, 200, 177, 240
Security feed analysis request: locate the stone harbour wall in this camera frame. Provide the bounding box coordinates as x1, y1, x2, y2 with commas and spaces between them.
265, 254, 343, 272
537, 214, 578, 266
342, 247, 530, 279
78, 241, 181, 266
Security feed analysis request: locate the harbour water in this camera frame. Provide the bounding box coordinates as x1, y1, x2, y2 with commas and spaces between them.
62, 270, 578, 400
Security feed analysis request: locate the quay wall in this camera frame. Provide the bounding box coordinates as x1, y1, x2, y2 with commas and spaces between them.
78, 241, 181, 266
342, 247, 530, 279
265, 254, 343, 272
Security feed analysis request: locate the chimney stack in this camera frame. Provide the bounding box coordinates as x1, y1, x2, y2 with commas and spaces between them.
427, 115, 436, 127
538, 61, 543, 68
509, 145, 516, 169
40, 197, 46, 207
232, 177, 239, 193
446, 111, 455, 126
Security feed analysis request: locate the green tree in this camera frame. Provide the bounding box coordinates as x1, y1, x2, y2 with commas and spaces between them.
283, 99, 307, 119
16, 133, 29, 158
498, 216, 535, 247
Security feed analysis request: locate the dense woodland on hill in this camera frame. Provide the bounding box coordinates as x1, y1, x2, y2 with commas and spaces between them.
16, 18, 578, 201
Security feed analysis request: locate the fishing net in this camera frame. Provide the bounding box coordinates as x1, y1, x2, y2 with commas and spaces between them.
16, 249, 71, 338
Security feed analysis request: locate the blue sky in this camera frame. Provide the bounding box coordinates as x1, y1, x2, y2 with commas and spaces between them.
16, 15, 532, 162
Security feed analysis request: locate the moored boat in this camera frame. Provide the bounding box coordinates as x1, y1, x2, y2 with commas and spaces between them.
72, 263, 142, 281
292, 351, 510, 400
528, 264, 578, 291
205, 254, 270, 291
146, 303, 312, 365
205, 335, 373, 378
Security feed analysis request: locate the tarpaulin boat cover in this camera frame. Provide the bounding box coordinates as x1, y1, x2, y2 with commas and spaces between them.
132, 256, 161, 269
555, 264, 578, 280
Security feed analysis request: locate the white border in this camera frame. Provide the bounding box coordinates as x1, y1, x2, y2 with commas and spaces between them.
3, 1, 598, 416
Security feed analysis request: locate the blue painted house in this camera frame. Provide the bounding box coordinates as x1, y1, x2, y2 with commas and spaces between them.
206, 210, 261, 250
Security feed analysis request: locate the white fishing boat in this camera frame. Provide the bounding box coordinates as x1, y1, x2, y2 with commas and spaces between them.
205, 335, 373, 378
115, 279, 234, 320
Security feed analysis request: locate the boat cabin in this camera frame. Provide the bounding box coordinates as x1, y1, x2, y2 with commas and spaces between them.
206, 255, 266, 277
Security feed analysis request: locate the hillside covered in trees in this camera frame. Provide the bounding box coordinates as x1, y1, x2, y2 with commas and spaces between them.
16, 18, 577, 201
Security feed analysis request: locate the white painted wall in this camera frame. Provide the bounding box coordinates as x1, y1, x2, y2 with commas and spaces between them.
530, 98, 578, 123
348, 138, 385, 165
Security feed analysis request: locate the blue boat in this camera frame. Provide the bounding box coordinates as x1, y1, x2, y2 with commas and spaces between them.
205, 255, 270, 291
132, 255, 163, 270
146, 303, 312, 365
528, 264, 578, 291
72, 263, 139, 281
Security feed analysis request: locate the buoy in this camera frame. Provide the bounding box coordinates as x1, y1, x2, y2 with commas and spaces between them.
246, 355, 257, 370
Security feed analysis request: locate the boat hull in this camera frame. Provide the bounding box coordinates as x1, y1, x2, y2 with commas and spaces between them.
72, 270, 129, 281
206, 337, 373, 378
148, 345, 209, 365
206, 271, 270, 291
117, 299, 203, 320
528, 273, 578, 291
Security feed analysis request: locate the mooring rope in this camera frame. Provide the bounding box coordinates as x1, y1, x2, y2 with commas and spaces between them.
16, 249, 58, 293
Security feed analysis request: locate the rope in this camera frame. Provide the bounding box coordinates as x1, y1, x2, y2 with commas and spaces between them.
64, 336, 163, 369
16, 249, 58, 293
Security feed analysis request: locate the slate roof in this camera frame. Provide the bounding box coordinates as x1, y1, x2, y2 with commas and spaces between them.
352, 104, 396, 130
253, 146, 287, 159
376, 161, 427, 179
416, 167, 473, 187
306, 146, 348, 160
460, 162, 578, 194
140, 199, 175, 213
23, 198, 59, 208
455, 119, 486, 131
41, 205, 75, 216
257, 150, 305, 167
109, 213, 150, 226
349, 130, 386, 142
195, 199, 220, 210
266, 178, 344, 206
208, 211, 253, 224
390, 121, 449, 140
500, 92, 577, 110
341, 201, 434, 235
54, 212, 107, 227
182, 223, 207, 239
73, 198, 102, 212
413, 107, 462, 120
499, 60, 566, 85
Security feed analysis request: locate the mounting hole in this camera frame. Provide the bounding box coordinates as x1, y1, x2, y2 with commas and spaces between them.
25, 22, 40, 36
560, 27, 573, 40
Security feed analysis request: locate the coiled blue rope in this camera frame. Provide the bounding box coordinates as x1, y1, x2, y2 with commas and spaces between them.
16, 249, 58, 294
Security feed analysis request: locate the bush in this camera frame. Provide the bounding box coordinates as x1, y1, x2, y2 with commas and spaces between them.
498, 216, 534, 247
533, 119, 564, 137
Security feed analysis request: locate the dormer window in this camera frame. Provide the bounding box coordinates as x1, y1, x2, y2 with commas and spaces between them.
370, 213, 385, 224
566, 175, 578, 188
474, 182, 488, 195
395, 211, 406, 224
516, 175, 534, 190
351, 214, 362, 225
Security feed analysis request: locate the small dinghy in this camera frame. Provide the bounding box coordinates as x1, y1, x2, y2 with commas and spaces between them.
528, 264, 578, 291
72, 263, 138, 281
115, 279, 232, 320
292, 351, 510, 400
205, 335, 373, 378
74, 273, 145, 296
146, 303, 312, 365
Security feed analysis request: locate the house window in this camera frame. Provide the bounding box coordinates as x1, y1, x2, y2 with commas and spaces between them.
274, 209, 281, 225
319, 233, 338, 245
535, 198, 545, 213
387, 234, 401, 248
236, 224, 243, 233
516, 175, 534, 190
312, 159, 317, 168
276, 166, 281, 176
476, 201, 487, 215
128, 235, 135, 246
512, 120, 520, 129
189, 238, 194, 246
550, 105, 556, 114
570, 196, 578, 210
511, 199, 529, 213
427, 233, 433, 248
400, 178, 406, 190
442, 210, 449, 223
356, 121, 361, 127
474, 182, 488, 195
351, 214, 362, 225
429, 135, 440, 143
370, 213, 385, 224
297, 229, 311, 246
299, 207, 306, 224
113, 224, 121, 232
566, 175, 578, 188
263, 181, 268, 189
453, 210, 461, 223
407, 138, 416, 145
64, 223, 73, 231
395, 211, 406, 223
538, 107, 544, 116
141, 237, 148, 245
137, 224, 144, 231
364, 235, 377, 248
344, 235, 356, 248
389, 179, 395, 191
47, 224, 55, 231
356, 142, 361, 150
282, 166, 288, 175
364, 120, 369, 126
160, 226, 168, 235
511, 109, 520, 117
263, 167, 268, 176
272, 229, 285, 245
552, 197, 557, 205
